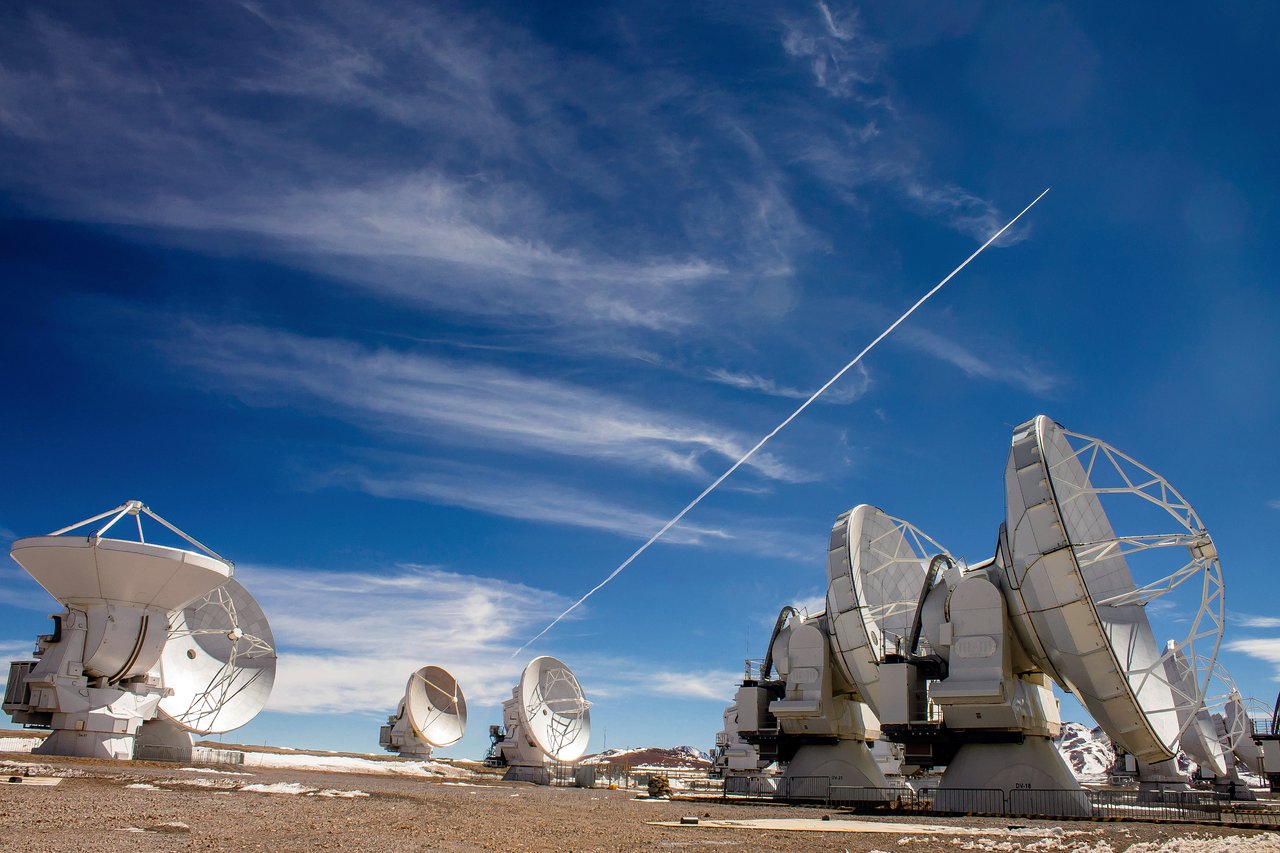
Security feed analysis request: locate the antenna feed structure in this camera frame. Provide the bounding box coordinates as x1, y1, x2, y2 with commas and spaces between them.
3, 501, 275, 761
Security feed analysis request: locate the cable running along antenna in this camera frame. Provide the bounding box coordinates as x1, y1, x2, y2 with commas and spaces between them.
515, 187, 1052, 655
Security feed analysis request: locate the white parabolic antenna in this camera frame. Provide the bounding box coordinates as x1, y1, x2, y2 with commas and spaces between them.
826, 504, 951, 715
518, 656, 591, 762
3, 500, 275, 759
404, 665, 466, 747
1001, 415, 1226, 765
158, 578, 277, 734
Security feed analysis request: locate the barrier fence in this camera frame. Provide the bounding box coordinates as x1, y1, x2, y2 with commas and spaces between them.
720, 781, 1280, 827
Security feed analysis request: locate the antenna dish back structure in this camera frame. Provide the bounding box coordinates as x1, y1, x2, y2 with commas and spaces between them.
493, 656, 590, 784
380, 666, 467, 758
1000, 417, 1223, 764
2, 501, 276, 760
826, 504, 950, 716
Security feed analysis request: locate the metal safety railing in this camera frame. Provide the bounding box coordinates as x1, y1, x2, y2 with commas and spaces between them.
773, 775, 830, 801
720, 779, 1280, 827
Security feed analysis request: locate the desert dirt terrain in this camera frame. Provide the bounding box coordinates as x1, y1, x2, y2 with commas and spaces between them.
2, 752, 1277, 853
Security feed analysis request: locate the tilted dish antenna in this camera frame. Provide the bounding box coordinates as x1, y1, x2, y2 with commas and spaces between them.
1225, 694, 1269, 767
825, 504, 952, 714
3, 501, 246, 758
1163, 646, 1231, 778
404, 665, 467, 748
158, 578, 277, 734
1000, 415, 1226, 766
518, 655, 591, 762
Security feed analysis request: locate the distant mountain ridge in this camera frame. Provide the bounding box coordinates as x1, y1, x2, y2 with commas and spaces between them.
580, 745, 711, 769
1055, 721, 1115, 782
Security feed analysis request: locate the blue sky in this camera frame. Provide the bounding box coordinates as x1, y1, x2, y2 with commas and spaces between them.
1, 1, 1277, 759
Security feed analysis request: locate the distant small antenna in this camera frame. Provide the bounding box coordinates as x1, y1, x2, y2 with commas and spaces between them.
515, 188, 1052, 655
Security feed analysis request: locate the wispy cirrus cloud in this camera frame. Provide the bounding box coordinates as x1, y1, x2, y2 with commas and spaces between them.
1233, 613, 1280, 629
333, 457, 728, 546
640, 668, 742, 702
896, 326, 1062, 395
242, 562, 746, 715
781, 2, 887, 101
241, 562, 570, 714
1268, 500, 1280, 510
706, 362, 872, 403
899, 178, 1034, 246
1225, 637, 1280, 679
165, 321, 804, 483
0, 1, 1030, 343
331, 454, 816, 561
0, 640, 36, 662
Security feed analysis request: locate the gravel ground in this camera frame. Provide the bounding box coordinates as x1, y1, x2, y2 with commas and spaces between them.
1, 752, 1276, 852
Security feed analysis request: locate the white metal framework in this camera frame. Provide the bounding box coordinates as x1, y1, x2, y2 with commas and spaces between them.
160, 580, 277, 734
526, 662, 591, 760
1044, 424, 1226, 751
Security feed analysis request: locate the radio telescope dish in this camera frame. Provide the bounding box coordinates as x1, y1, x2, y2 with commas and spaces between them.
1, 500, 266, 759
518, 656, 591, 762
1163, 646, 1230, 778
1225, 693, 1268, 767
1002, 416, 1226, 766
157, 578, 276, 734
826, 505, 951, 714
405, 665, 467, 747
380, 666, 466, 757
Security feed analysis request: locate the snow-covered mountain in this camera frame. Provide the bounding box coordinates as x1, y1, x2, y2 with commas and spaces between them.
1055, 721, 1115, 782
580, 746, 711, 769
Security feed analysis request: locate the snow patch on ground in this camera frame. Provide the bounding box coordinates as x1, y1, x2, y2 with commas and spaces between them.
125, 783, 158, 790
161, 776, 238, 789
1124, 834, 1280, 852
177, 767, 252, 776
240, 781, 368, 798
439, 781, 498, 788
238, 751, 472, 778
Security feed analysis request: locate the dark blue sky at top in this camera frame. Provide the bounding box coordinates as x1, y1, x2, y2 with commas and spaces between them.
0, 0, 1277, 756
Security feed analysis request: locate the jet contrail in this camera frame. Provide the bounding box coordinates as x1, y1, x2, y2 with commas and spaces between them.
515, 187, 1051, 656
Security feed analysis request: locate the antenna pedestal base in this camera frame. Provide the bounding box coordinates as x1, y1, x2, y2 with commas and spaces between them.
939, 737, 1087, 815
1135, 757, 1192, 802
502, 764, 552, 785
134, 717, 195, 762
34, 729, 137, 761
775, 740, 887, 801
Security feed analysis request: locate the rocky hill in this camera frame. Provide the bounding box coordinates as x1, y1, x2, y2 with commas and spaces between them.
579, 745, 711, 770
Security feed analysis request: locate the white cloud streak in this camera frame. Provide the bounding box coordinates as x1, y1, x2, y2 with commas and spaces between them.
338, 458, 728, 546
0, 640, 36, 662
897, 326, 1062, 395
239, 563, 571, 714
644, 668, 742, 702
236, 562, 746, 717
1234, 614, 1280, 629
0, 1, 1028, 341
166, 322, 803, 483
707, 362, 872, 403
335, 456, 816, 561
781, 2, 886, 100
1225, 638, 1280, 679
